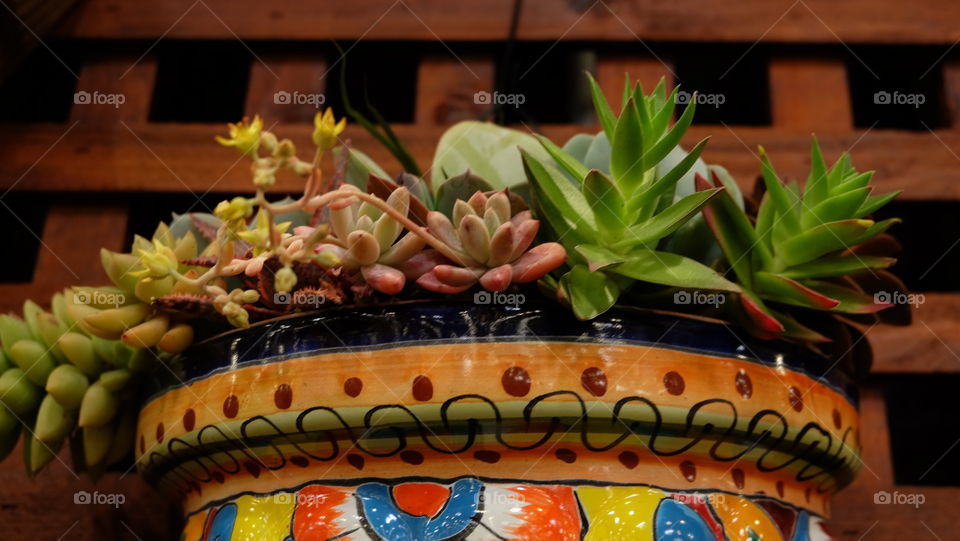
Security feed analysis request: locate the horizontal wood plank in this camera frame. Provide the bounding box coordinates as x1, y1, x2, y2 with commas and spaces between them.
1, 123, 958, 200
53, 0, 960, 44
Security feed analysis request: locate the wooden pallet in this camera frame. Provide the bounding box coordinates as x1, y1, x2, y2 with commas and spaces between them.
0, 1, 957, 539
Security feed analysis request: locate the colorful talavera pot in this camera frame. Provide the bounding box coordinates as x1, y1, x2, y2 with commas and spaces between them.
135, 302, 858, 540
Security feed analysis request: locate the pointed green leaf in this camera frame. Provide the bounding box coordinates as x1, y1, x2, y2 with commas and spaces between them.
767, 308, 831, 342
575, 244, 626, 271
755, 192, 776, 254
536, 134, 589, 180
628, 137, 710, 217
804, 187, 871, 228
587, 72, 617, 142
778, 219, 873, 267
644, 93, 697, 169
803, 136, 830, 208
856, 191, 901, 217
611, 249, 741, 292
758, 146, 800, 230
583, 169, 626, 234
697, 173, 767, 286
801, 280, 892, 314
649, 86, 679, 136
560, 265, 621, 320
838, 171, 873, 192
781, 255, 895, 279
610, 98, 645, 193
754, 271, 840, 310
616, 188, 722, 249
851, 217, 900, 245
738, 291, 786, 335
520, 149, 597, 244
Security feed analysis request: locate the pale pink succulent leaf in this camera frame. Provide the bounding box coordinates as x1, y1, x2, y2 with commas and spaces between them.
511, 243, 567, 282
479, 264, 513, 292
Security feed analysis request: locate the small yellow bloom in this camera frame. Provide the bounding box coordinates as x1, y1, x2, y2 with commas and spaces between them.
132, 239, 179, 279
236, 210, 290, 253
312, 108, 346, 152
215, 115, 263, 156
214, 196, 255, 223
220, 302, 250, 328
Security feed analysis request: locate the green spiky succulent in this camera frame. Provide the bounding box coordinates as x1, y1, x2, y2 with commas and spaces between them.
696, 139, 902, 340
519, 75, 740, 319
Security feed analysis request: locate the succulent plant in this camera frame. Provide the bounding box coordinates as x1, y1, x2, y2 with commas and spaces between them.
415, 190, 566, 292
696, 139, 903, 340
520, 76, 740, 319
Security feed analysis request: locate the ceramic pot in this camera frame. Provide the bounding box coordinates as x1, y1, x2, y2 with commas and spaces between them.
136, 302, 858, 540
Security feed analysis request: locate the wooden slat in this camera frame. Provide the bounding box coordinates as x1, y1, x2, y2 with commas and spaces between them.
942, 59, 960, 128
0, 203, 129, 313
70, 56, 157, 123
870, 293, 960, 373
769, 57, 852, 131
415, 56, 494, 125
1, 124, 958, 200
54, 0, 960, 44
245, 54, 328, 124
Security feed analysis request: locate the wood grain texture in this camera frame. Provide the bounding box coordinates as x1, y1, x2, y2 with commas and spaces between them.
245, 54, 328, 124
71, 56, 157, 123
415, 56, 494, 125
769, 57, 852, 131
53, 0, 960, 44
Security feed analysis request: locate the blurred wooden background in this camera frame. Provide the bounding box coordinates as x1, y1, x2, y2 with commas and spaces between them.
0, 0, 958, 539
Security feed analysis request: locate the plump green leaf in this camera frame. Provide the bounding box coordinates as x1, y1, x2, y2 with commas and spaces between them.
586, 72, 617, 142
583, 170, 626, 235
616, 188, 722, 249
431, 121, 552, 191
778, 219, 874, 267
611, 249, 741, 292
560, 264, 621, 320
335, 146, 390, 191
610, 98, 645, 193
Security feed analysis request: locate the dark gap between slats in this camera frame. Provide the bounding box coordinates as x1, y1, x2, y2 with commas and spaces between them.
673, 43, 771, 126
150, 41, 252, 123
0, 192, 47, 282
0, 41, 81, 123
873, 201, 960, 292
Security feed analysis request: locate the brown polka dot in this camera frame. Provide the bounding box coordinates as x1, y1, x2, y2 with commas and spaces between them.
832, 409, 842, 429
155, 423, 164, 443
580, 367, 608, 397
400, 450, 424, 465
223, 394, 240, 418
474, 450, 501, 464
290, 456, 309, 468
664, 371, 685, 395
274, 384, 293, 409
412, 375, 433, 401
347, 453, 365, 470
344, 377, 363, 397
183, 408, 196, 431
735, 370, 753, 399
732, 468, 745, 490
501, 366, 531, 397
139, 434, 145, 454
555, 449, 577, 463
211, 471, 224, 484
618, 451, 639, 469
788, 387, 803, 412
776, 481, 785, 498
243, 461, 261, 478
680, 460, 696, 482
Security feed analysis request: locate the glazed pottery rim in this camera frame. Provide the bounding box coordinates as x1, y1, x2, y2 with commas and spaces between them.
160, 300, 857, 406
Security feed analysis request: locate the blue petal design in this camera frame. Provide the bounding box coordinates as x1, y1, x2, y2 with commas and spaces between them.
356, 479, 483, 540
654, 498, 714, 541
790, 511, 810, 541
205, 503, 237, 541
